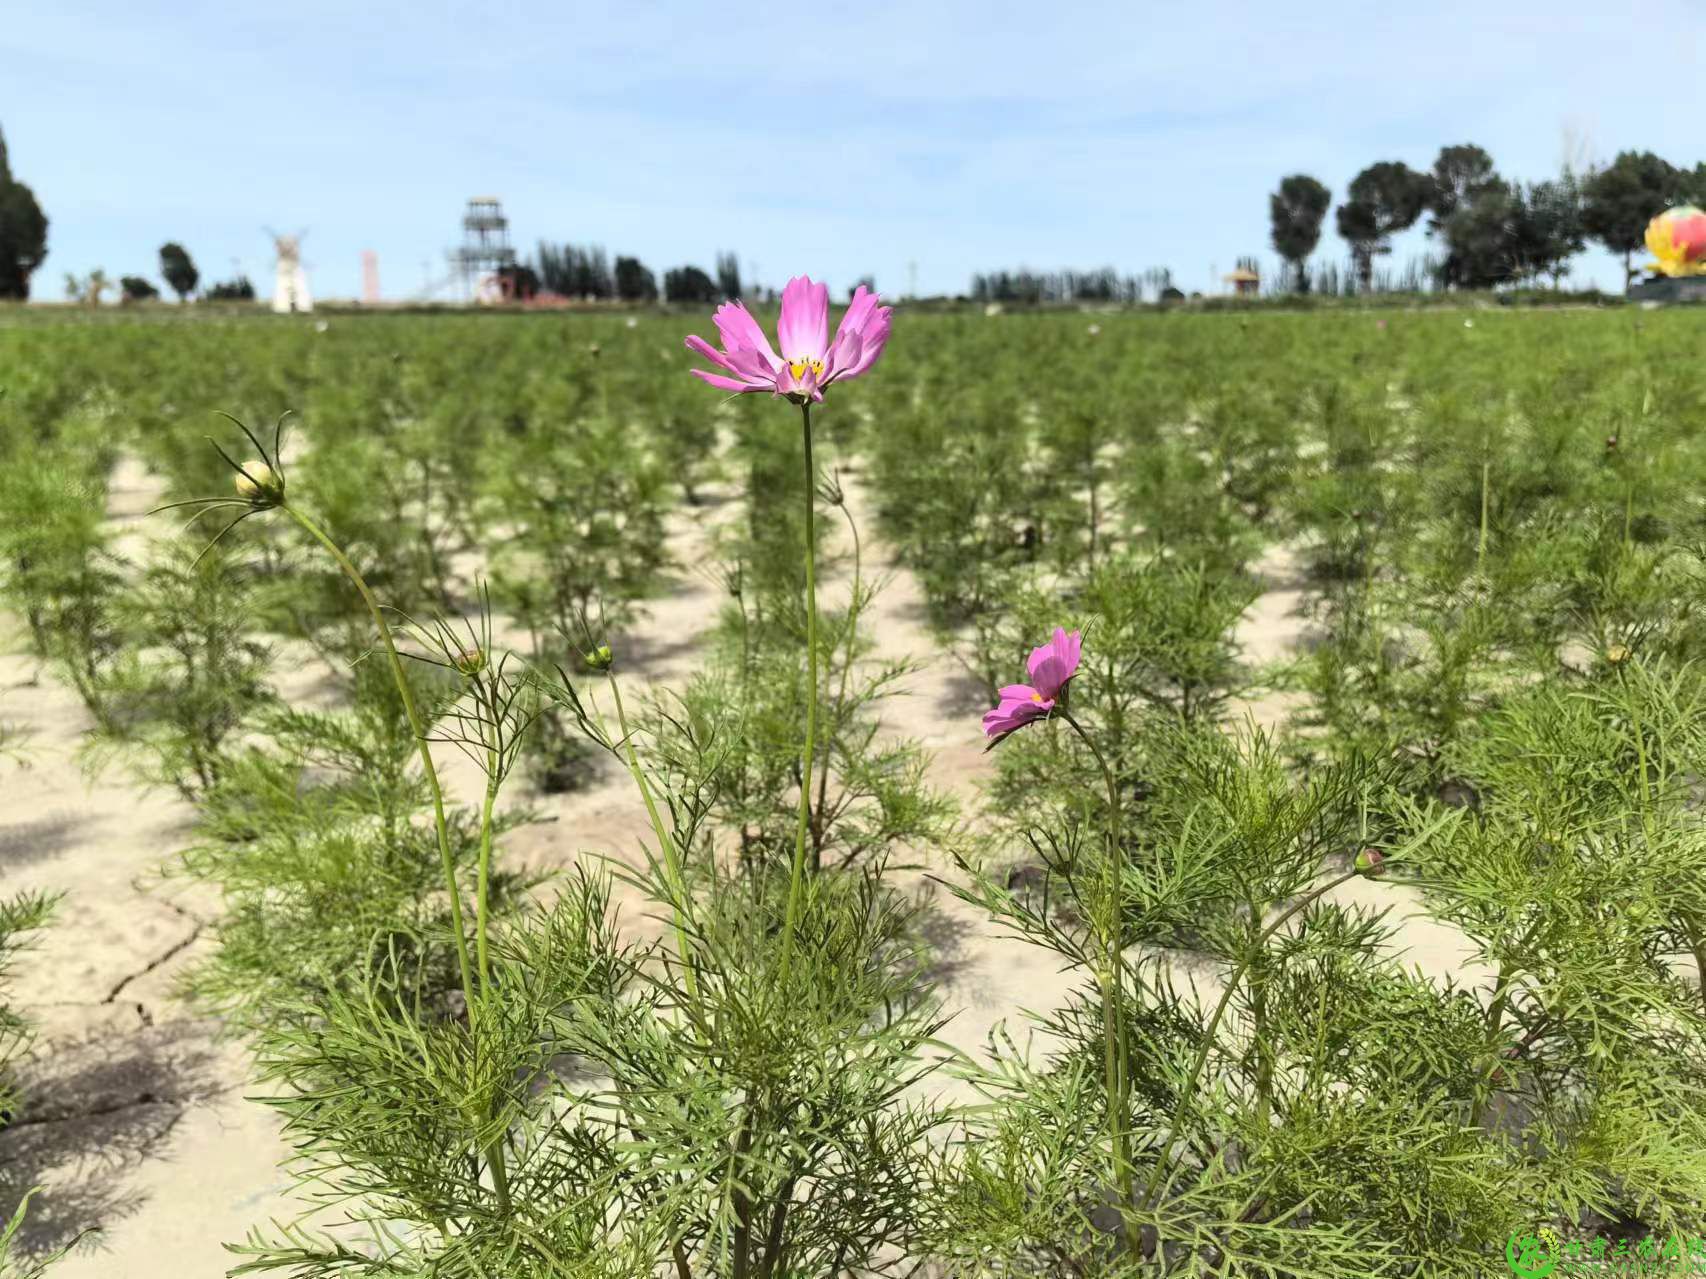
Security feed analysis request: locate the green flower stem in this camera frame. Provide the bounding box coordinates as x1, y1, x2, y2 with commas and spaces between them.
813, 501, 864, 871
607, 671, 698, 1000
284, 504, 476, 999
476, 761, 498, 996
282, 502, 509, 1212
1057, 708, 1138, 1258
778, 401, 820, 985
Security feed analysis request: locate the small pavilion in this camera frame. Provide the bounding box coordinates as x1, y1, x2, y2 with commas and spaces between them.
1222, 267, 1260, 298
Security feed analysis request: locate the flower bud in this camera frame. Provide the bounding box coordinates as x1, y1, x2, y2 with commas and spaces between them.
234, 461, 284, 506
584, 643, 614, 672
1354, 847, 1385, 875
1604, 644, 1631, 667
452, 646, 486, 677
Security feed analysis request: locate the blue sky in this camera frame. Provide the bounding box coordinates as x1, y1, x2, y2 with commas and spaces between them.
3, 2, 1701, 302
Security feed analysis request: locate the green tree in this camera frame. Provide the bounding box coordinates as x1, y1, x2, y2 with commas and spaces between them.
203, 275, 256, 301
1686, 162, 1706, 206
120, 275, 159, 302
0, 126, 48, 300
1335, 161, 1431, 292
533, 242, 613, 298
1427, 143, 1500, 231
715, 250, 742, 300
1439, 180, 1524, 289
1581, 150, 1681, 281
1514, 177, 1585, 287
614, 255, 657, 302
158, 241, 199, 301
1269, 174, 1331, 293
664, 265, 718, 304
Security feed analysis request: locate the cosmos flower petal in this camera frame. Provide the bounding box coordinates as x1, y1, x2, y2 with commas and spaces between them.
1023, 628, 1083, 702
777, 275, 830, 362
689, 368, 766, 394
838, 304, 892, 379
684, 333, 738, 373
982, 697, 1051, 737
713, 301, 782, 371
826, 329, 862, 383
835, 286, 879, 345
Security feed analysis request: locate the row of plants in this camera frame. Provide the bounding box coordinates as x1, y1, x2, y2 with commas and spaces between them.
3, 299, 1706, 1273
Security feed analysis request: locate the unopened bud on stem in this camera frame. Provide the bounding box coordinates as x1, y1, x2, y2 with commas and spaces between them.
234, 461, 285, 507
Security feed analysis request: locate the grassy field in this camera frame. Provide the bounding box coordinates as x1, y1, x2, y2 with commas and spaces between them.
4, 302, 1706, 1275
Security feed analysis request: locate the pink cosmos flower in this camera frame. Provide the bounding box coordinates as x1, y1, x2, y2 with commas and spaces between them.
684, 275, 892, 403
982, 627, 1083, 739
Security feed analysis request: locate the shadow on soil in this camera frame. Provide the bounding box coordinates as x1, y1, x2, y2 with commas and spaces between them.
0, 1021, 225, 1260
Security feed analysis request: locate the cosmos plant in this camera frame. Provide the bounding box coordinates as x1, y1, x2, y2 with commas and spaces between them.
685, 275, 894, 975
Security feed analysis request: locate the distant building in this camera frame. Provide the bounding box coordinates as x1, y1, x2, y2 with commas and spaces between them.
1223, 267, 1260, 298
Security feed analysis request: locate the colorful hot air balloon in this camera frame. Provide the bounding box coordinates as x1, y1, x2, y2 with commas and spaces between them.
1645, 206, 1706, 277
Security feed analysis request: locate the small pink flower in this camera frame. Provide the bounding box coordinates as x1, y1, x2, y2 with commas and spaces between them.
982, 628, 1082, 739
684, 275, 892, 403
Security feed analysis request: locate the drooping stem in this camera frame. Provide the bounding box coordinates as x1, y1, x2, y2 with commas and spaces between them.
283, 502, 510, 1212
778, 401, 820, 983
1058, 708, 1138, 1258
608, 671, 698, 999
284, 504, 476, 1003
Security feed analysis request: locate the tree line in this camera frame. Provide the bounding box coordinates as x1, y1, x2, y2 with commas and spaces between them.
500, 246, 768, 305
1271, 146, 1706, 294
8, 113, 1703, 308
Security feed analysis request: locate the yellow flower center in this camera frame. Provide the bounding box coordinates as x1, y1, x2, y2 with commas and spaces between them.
788, 358, 825, 380
1030, 692, 1043, 703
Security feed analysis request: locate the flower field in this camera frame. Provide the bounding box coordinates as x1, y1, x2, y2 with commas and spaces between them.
4, 297, 1706, 1275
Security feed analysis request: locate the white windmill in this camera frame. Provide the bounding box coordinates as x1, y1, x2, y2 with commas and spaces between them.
268, 229, 313, 314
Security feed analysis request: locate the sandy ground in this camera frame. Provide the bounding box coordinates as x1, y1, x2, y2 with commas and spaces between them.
0, 449, 1485, 1276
